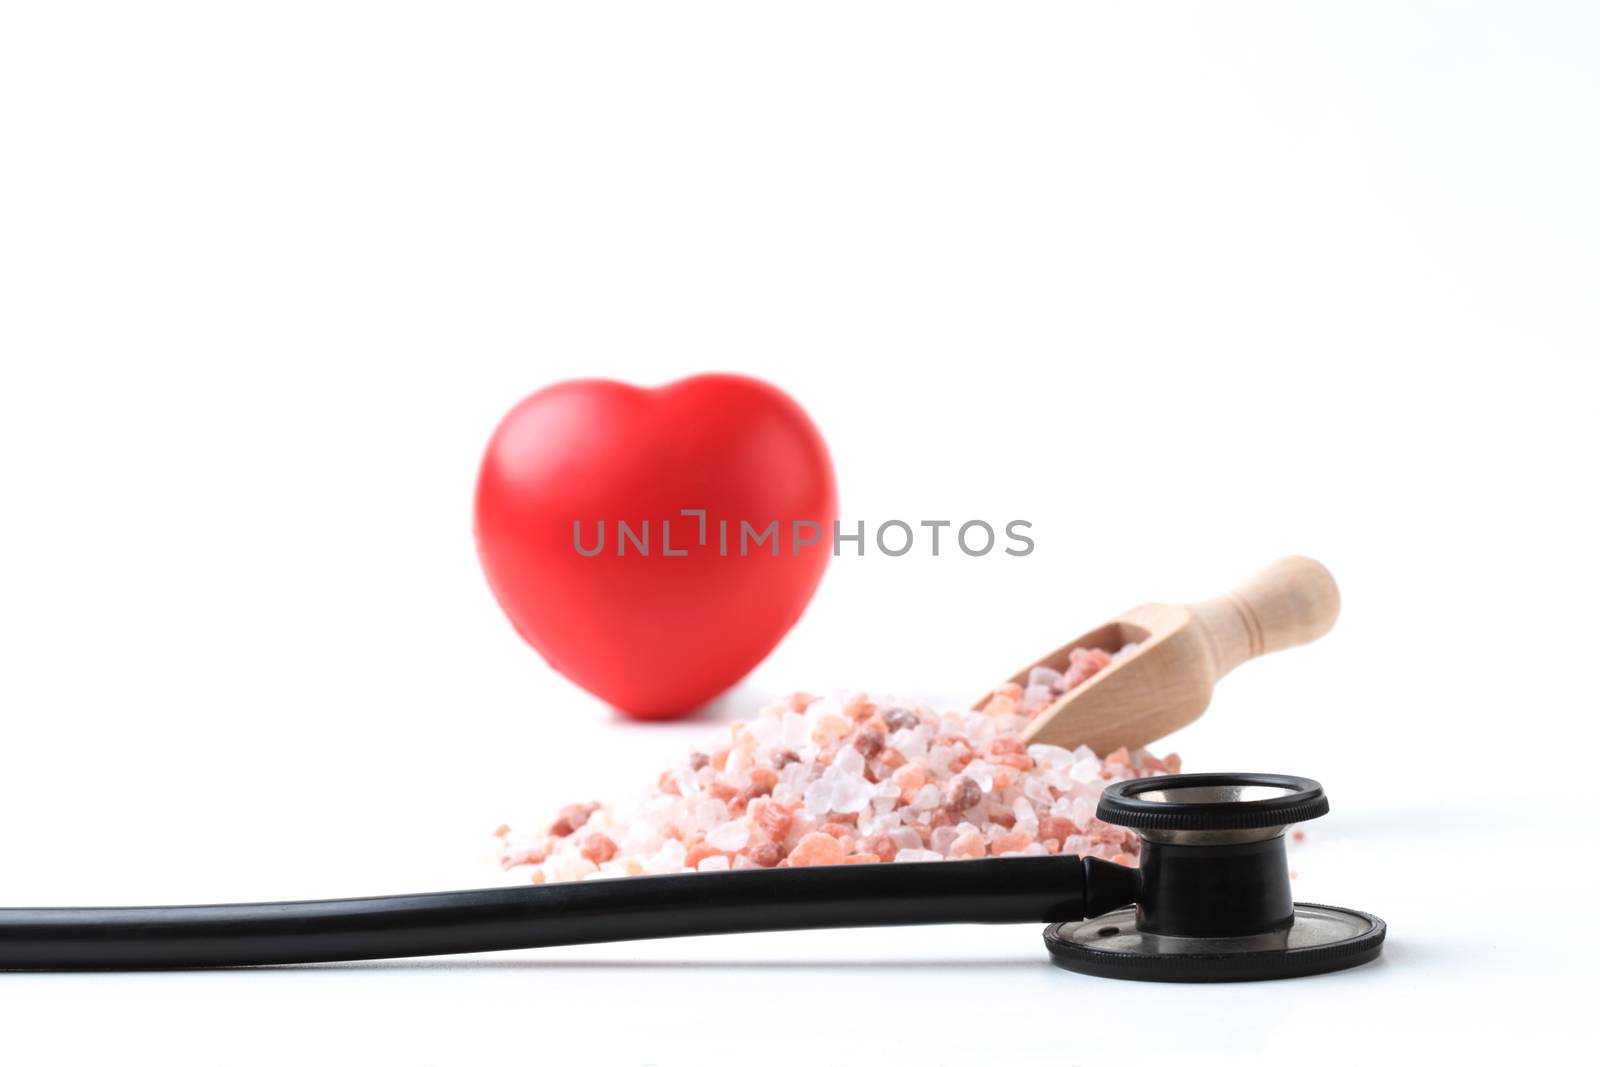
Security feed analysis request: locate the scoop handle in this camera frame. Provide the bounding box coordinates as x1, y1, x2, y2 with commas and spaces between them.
1187, 556, 1340, 679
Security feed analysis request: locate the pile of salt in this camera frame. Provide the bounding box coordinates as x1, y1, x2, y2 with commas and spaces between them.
496, 645, 1177, 882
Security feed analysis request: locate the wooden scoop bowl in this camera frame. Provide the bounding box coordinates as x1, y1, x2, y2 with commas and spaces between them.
978, 556, 1341, 753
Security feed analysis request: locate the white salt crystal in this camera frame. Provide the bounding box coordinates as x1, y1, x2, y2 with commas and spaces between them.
827, 771, 874, 814
955, 711, 989, 741
804, 779, 834, 816
1028, 744, 1074, 767
1013, 797, 1039, 834
894, 848, 944, 863
1043, 767, 1075, 792
705, 820, 750, 851
931, 826, 960, 854
963, 760, 996, 792
620, 821, 663, 854
1023, 684, 1054, 708
654, 839, 686, 869
834, 746, 866, 777
1028, 665, 1063, 688
781, 711, 810, 749
779, 760, 810, 790
910, 784, 941, 811
646, 794, 681, 819
804, 697, 843, 728
890, 827, 923, 851
1069, 758, 1102, 784
1023, 777, 1055, 807
690, 797, 730, 831
989, 714, 1024, 736
750, 714, 781, 748
1071, 796, 1096, 826
696, 855, 731, 872
544, 854, 599, 883
888, 727, 928, 761
860, 812, 899, 837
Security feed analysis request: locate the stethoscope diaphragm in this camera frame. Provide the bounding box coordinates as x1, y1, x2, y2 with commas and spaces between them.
1046, 902, 1386, 982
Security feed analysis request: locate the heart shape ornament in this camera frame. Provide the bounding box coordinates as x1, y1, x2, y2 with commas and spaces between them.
475, 374, 836, 719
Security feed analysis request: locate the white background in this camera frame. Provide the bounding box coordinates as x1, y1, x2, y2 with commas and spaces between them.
2, 2, 1597, 1064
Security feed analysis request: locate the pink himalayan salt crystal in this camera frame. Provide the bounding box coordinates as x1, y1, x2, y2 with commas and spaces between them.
948, 829, 986, 859
892, 763, 928, 802
496, 642, 1184, 883
1061, 647, 1113, 690
750, 797, 793, 842
787, 831, 851, 867
749, 841, 784, 867
579, 834, 617, 865
944, 775, 983, 814
990, 831, 1031, 855
548, 802, 599, 837
860, 834, 897, 862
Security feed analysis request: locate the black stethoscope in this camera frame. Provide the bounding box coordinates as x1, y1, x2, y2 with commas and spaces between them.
0, 772, 1385, 981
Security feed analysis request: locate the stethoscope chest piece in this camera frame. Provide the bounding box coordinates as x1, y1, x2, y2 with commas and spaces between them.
1044, 773, 1386, 982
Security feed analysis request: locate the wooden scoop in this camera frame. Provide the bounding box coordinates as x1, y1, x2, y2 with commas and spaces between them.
978, 556, 1340, 753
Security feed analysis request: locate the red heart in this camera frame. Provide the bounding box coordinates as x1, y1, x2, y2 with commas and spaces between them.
474, 374, 837, 719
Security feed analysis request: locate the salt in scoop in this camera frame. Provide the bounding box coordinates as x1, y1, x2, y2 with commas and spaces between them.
978, 556, 1340, 753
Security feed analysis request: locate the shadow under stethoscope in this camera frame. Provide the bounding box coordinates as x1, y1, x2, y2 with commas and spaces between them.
273, 954, 1047, 973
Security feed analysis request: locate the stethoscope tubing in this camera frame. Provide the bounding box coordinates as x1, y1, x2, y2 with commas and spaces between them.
0, 854, 1117, 970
